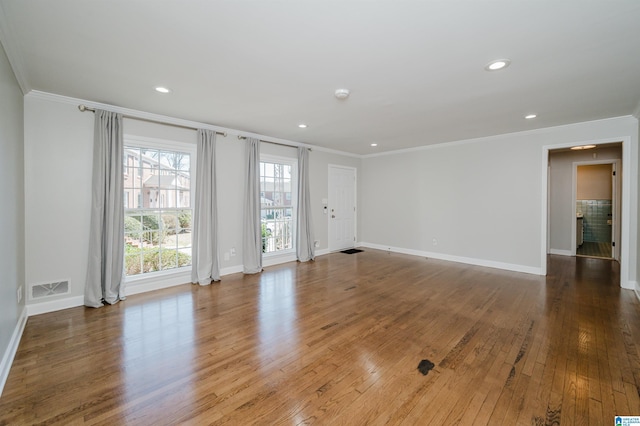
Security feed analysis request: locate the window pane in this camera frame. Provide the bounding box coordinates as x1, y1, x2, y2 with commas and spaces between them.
265, 162, 274, 177
260, 159, 296, 255
124, 144, 193, 277
125, 252, 142, 276
162, 213, 179, 234
177, 210, 191, 231
179, 191, 190, 208
142, 249, 161, 273
178, 154, 190, 171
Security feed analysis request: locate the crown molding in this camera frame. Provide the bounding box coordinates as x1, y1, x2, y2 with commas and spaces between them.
362, 115, 637, 159
25, 90, 360, 158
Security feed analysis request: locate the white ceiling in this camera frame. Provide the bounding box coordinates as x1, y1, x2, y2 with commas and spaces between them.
1, 0, 639, 155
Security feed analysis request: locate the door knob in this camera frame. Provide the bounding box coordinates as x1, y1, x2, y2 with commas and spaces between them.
331, 215, 335, 218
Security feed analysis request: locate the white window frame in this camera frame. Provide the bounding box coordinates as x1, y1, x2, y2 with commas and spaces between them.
123, 135, 196, 286
260, 154, 297, 258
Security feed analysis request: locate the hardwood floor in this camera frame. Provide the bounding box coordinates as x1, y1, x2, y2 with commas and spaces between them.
1, 250, 639, 425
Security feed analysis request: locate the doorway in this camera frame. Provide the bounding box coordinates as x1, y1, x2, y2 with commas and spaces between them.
328, 165, 356, 252
575, 161, 619, 259
543, 139, 630, 288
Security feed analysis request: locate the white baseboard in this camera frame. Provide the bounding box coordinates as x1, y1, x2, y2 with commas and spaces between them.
549, 249, 573, 256
359, 242, 543, 275
0, 306, 27, 397
24, 254, 333, 316
220, 264, 244, 276
314, 248, 330, 257
631, 281, 639, 297
26, 295, 84, 316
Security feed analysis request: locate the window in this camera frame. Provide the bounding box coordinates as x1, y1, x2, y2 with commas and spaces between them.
260, 156, 296, 254
123, 144, 194, 277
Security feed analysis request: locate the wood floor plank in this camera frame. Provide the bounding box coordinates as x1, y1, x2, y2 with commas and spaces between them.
0, 251, 638, 425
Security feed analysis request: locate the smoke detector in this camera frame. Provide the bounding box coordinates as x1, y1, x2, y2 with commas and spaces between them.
334, 89, 350, 100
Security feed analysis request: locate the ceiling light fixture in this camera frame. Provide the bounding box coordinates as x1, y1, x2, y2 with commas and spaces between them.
570, 145, 597, 150
335, 88, 350, 100
525, 114, 537, 119
484, 59, 511, 71
370, 143, 378, 147
298, 124, 308, 128
155, 86, 171, 93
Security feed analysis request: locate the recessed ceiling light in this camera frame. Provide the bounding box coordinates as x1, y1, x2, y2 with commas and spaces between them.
525, 114, 537, 119
155, 86, 171, 93
570, 145, 597, 150
298, 124, 308, 128
370, 143, 378, 147
335, 89, 350, 100
484, 59, 511, 71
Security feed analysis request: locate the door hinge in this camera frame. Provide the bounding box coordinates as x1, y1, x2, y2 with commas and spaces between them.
613, 171, 616, 176
612, 241, 615, 247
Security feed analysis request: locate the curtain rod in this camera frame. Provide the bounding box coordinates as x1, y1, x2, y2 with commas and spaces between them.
78, 104, 227, 137
237, 135, 311, 151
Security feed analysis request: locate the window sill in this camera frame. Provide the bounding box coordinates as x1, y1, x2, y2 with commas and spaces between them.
263, 251, 297, 268
125, 267, 192, 296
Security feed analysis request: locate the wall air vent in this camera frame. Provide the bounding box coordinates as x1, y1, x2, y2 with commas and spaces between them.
31, 280, 70, 299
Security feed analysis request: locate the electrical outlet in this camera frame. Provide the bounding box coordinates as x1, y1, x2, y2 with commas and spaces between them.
314, 240, 320, 248
432, 238, 438, 246
17, 285, 22, 303
230, 247, 236, 256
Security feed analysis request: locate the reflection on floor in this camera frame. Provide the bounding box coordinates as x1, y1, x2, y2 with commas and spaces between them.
577, 241, 611, 258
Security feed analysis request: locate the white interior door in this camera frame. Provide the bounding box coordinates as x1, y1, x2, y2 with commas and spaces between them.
328, 165, 356, 251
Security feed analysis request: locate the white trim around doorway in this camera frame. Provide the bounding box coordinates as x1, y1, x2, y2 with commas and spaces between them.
541, 136, 632, 289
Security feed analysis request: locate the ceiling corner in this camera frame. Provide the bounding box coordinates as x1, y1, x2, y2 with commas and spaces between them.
633, 99, 640, 120
0, 2, 31, 95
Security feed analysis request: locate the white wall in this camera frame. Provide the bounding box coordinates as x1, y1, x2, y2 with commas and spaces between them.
637, 117, 640, 298
23, 92, 361, 308
0, 40, 25, 391
24, 95, 94, 307
360, 116, 638, 284
20, 92, 640, 306
549, 146, 622, 253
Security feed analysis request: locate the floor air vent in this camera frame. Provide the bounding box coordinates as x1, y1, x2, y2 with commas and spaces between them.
31, 280, 70, 299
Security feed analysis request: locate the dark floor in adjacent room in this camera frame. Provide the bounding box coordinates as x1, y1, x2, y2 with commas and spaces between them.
577, 241, 612, 258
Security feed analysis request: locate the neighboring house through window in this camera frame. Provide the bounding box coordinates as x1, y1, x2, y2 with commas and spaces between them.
123, 140, 195, 277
